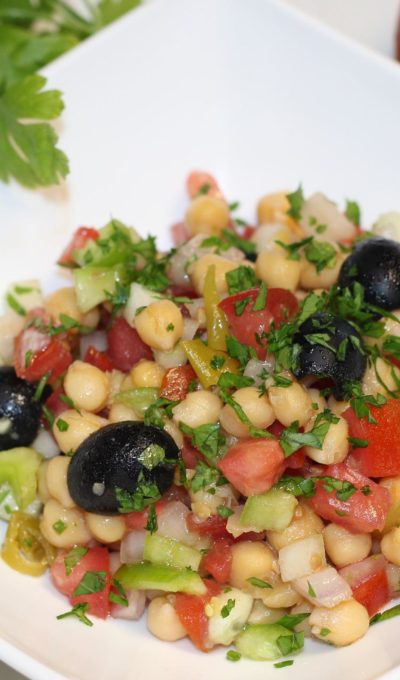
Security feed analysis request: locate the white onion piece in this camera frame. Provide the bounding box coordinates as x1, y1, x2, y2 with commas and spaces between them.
251, 223, 291, 254
294, 566, 352, 608
187, 297, 205, 321
226, 506, 260, 538
123, 283, 161, 325
244, 358, 275, 385
0, 313, 24, 365
32, 429, 59, 459
154, 345, 187, 369
109, 551, 122, 575
111, 589, 146, 620
120, 530, 146, 564
339, 554, 387, 588
79, 330, 107, 359
168, 235, 206, 286
373, 212, 400, 241
279, 534, 326, 582
386, 563, 400, 597
182, 317, 199, 341
300, 192, 356, 241
157, 501, 209, 549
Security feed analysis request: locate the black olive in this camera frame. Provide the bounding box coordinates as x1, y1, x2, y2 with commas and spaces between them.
0, 367, 42, 449
338, 237, 400, 310
292, 313, 367, 400
67, 421, 179, 514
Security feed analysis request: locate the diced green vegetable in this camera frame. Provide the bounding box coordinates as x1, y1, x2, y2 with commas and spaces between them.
73, 265, 126, 313
240, 488, 298, 531
0, 447, 42, 510
143, 534, 202, 571
235, 623, 296, 661
72, 220, 140, 267
115, 563, 206, 595
115, 388, 159, 418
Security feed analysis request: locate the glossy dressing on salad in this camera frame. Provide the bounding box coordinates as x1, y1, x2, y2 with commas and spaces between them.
1, 171, 400, 666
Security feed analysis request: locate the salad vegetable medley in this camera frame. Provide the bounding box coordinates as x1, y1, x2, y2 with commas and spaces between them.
3, 172, 400, 665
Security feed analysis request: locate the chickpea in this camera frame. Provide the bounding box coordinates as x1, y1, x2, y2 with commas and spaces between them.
323, 523, 371, 567
300, 250, 345, 290
46, 456, 75, 509
37, 461, 50, 503
52, 409, 108, 454
230, 542, 278, 591
255, 249, 301, 292
381, 527, 400, 566
185, 195, 230, 237
380, 476, 400, 504
163, 419, 184, 449
64, 360, 110, 412
40, 499, 91, 548
86, 513, 126, 543
327, 395, 350, 416
261, 579, 302, 609
257, 192, 290, 225
147, 596, 187, 641
189, 254, 237, 296
130, 360, 165, 388
172, 390, 221, 428
219, 387, 274, 438
309, 599, 369, 646
135, 301, 183, 351
362, 357, 400, 398
251, 224, 293, 253
268, 381, 313, 427
267, 503, 324, 551
304, 415, 349, 465
106, 370, 126, 406
108, 403, 137, 423
45, 287, 83, 325
308, 388, 327, 414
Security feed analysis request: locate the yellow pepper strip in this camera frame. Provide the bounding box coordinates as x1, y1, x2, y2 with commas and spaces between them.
182, 339, 238, 388
2, 512, 56, 576
203, 265, 229, 352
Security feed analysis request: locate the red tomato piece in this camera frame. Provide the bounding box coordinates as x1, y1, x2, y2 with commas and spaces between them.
187, 513, 230, 540
174, 579, 221, 651
309, 462, 390, 533
267, 421, 305, 470
219, 288, 298, 358
84, 345, 114, 372
340, 555, 390, 616
181, 441, 202, 469
344, 400, 400, 477
51, 547, 111, 619
123, 500, 167, 530
14, 329, 72, 382
186, 171, 224, 200
160, 365, 197, 401
57, 227, 99, 267
107, 317, 152, 372
201, 538, 232, 584
218, 438, 286, 497
41, 387, 68, 427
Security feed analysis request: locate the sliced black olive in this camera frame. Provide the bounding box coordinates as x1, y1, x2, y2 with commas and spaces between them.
338, 237, 400, 310
292, 313, 367, 400
0, 367, 42, 449
67, 421, 179, 514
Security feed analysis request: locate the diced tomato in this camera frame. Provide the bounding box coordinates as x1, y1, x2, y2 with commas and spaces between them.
162, 484, 190, 505
218, 438, 285, 497
219, 288, 298, 358
174, 579, 221, 651
340, 555, 390, 616
41, 387, 68, 427
344, 400, 400, 477
201, 538, 232, 584
57, 227, 99, 267
187, 513, 230, 540
123, 500, 167, 530
267, 420, 306, 470
167, 285, 198, 299
107, 317, 152, 372
160, 365, 197, 401
186, 171, 224, 200
171, 222, 190, 246
14, 328, 73, 382
241, 225, 256, 240
51, 546, 111, 619
84, 345, 114, 372
309, 462, 390, 533
181, 441, 202, 469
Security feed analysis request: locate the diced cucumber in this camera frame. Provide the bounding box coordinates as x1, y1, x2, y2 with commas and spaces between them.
240, 488, 298, 531
115, 388, 159, 418
115, 563, 206, 595
143, 534, 201, 571
74, 265, 126, 313
235, 623, 296, 661
0, 447, 42, 510
72, 220, 140, 268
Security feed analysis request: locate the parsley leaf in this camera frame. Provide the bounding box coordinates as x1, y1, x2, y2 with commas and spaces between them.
191, 461, 226, 493
226, 265, 258, 295
64, 546, 88, 576
145, 504, 158, 534
277, 631, 304, 655
73, 570, 107, 596
286, 185, 304, 220
220, 598, 236, 618
109, 578, 128, 607
275, 613, 310, 629
226, 335, 257, 369
56, 602, 93, 627
370, 604, 400, 625
304, 239, 337, 273
115, 472, 161, 512
179, 422, 224, 464
252, 281, 268, 311
247, 577, 273, 589
345, 200, 361, 226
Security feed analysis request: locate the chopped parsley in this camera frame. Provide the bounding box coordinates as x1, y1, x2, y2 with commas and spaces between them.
226, 651, 241, 662
345, 200, 361, 226
370, 604, 400, 625
274, 660, 294, 669
286, 185, 304, 220
252, 282, 268, 311
234, 297, 251, 316
166, 323, 175, 332
109, 578, 129, 607
190, 461, 226, 493
137, 444, 166, 470
115, 472, 161, 512
179, 422, 225, 464
348, 437, 369, 448
217, 505, 234, 518
275, 613, 310, 629
56, 418, 69, 432
220, 598, 236, 618
304, 239, 337, 273
56, 603, 93, 627
277, 631, 304, 655
307, 581, 316, 598
247, 577, 273, 589
52, 520, 67, 534
33, 371, 51, 402
73, 571, 107, 596
225, 335, 257, 369
145, 504, 158, 534
210, 355, 225, 370
64, 546, 88, 576
226, 265, 258, 295
319, 628, 331, 637
6, 293, 26, 317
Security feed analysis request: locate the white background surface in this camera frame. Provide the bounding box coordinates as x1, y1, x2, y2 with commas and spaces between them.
1, 0, 399, 679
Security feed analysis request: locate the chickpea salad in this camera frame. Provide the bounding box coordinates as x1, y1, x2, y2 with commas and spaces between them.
2, 172, 400, 667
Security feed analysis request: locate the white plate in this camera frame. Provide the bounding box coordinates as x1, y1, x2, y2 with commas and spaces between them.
1, 0, 400, 678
